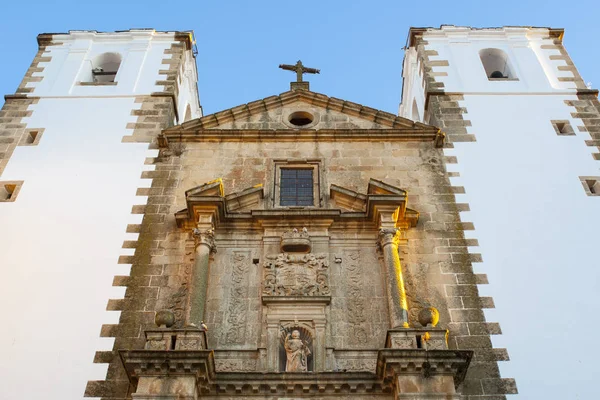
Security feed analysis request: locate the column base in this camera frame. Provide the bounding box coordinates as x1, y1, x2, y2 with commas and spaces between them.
377, 349, 472, 399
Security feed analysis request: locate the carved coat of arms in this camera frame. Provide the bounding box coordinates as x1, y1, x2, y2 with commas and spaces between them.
263, 253, 330, 296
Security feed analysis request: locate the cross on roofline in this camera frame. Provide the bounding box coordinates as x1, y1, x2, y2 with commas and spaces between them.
279, 60, 320, 83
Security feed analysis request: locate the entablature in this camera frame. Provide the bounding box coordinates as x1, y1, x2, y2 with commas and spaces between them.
175, 178, 419, 231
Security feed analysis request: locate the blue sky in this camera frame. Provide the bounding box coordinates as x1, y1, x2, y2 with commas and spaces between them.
1, 1, 599, 398
1, 0, 599, 114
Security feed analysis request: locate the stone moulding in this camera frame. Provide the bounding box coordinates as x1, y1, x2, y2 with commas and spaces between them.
119, 349, 216, 384
175, 178, 419, 230
161, 89, 442, 131
159, 128, 445, 148
376, 349, 473, 390
203, 371, 392, 395
262, 295, 332, 305
157, 89, 446, 148
120, 351, 470, 395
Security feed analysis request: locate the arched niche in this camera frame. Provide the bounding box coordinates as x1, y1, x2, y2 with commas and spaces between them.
479, 48, 516, 80
279, 324, 314, 372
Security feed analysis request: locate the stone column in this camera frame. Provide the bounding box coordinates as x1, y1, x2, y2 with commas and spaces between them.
188, 228, 215, 326
378, 228, 409, 329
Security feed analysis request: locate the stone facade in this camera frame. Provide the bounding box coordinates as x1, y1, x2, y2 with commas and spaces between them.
89, 80, 508, 398
2, 26, 551, 400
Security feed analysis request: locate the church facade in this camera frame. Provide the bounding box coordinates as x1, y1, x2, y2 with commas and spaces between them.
1, 26, 598, 400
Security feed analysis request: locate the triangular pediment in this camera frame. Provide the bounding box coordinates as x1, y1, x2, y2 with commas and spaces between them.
162, 90, 444, 147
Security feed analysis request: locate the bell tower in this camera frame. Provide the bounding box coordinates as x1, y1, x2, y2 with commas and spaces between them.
0, 29, 201, 400
400, 26, 600, 398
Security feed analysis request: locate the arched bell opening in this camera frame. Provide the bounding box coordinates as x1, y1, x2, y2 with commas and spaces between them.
479, 48, 516, 80
91, 52, 122, 83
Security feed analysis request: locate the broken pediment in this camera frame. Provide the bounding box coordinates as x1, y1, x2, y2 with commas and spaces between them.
177, 178, 418, 230
159, 90, 445, 147
331, 179, 418, 228
175, 180, 265, 227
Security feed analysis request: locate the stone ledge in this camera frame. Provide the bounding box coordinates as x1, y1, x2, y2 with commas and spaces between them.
377, 349, 473, 389
77, 81, 118, 86
262, 295, 332, 305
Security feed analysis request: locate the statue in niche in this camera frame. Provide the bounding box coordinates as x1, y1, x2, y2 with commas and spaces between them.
283, 330, 311, 372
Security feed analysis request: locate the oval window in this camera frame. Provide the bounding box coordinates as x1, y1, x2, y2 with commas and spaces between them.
288, 111, 314, 127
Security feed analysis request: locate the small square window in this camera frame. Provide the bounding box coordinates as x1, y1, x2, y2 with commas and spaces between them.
580, 176, 600, 196
551, 120, 575, 136
19, 128, 44, 146
280, 169, 314, 206
273, 160, 321, 208
0, 181, 23, 202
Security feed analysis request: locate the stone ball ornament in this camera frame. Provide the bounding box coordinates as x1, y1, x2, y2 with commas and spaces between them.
155, 310, 175, 328
418, 307, 440, 327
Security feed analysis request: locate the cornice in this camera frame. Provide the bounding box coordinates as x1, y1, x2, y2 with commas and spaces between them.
409, 25, 564, 46
159, 128, 444, 147
163, 89, 441, 133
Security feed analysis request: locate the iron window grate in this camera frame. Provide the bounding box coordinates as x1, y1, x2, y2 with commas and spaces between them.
280, 169, 313, 206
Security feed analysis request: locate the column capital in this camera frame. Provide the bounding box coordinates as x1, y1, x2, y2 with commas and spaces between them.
193, 228, 216, 252
378, 228, 400, 248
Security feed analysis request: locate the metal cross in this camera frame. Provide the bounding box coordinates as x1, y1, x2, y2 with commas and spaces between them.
279, 60, 320, 82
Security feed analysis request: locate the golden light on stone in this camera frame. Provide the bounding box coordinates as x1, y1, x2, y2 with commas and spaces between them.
418, 307, 440, 328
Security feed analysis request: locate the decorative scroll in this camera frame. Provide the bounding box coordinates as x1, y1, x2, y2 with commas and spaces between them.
222, 251, 250, 345
263, 253, 330, 296
344, 251, 368, 345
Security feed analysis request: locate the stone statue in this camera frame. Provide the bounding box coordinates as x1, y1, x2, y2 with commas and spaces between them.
284, 330, 311, 372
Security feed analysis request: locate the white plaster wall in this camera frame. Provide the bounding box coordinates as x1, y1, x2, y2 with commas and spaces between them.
0, 31, 200, 400
398, 48, 426, 122
424, 27, 579, 94
447, 93, 600, 399
177, 49, 203, 121
34, 30, 180, 97
408, 27, 600, 398
0, 97, 147, 399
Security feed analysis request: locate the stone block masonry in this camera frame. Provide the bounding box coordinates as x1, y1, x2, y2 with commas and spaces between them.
0, 36, 54, 184
570, 92, 600, 195
84, 38, 195, 400
410, 30, 516, 399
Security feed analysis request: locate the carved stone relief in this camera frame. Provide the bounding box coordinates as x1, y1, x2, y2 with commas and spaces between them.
165, 243, 194, 328
332, 350, 378, 373
222, 251, 250, 345
262, 253, 330, 296
215, 359, 257, 372
344, 250, 368, 346
335, 358, 377, 372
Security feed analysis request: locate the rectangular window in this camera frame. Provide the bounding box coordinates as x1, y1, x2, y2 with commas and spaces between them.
280, 168, 314, 206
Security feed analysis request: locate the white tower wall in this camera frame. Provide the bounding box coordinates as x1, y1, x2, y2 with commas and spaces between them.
401, 26, 600, 399
0, 30, 200, 399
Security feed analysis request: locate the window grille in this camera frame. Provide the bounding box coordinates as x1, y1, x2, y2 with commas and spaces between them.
280, 169, 314, 206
